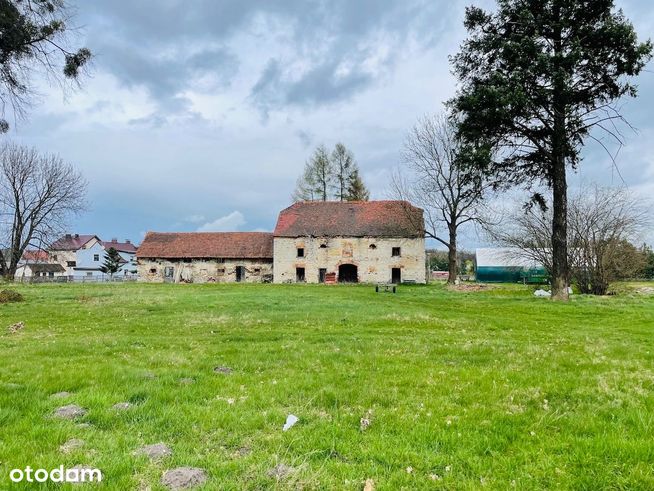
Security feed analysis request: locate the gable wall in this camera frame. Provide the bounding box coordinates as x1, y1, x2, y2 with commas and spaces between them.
273, 236, 426, 284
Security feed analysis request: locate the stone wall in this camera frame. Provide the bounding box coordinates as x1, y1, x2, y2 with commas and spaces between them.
137, 258, 273, 283
273, 236, 426, 284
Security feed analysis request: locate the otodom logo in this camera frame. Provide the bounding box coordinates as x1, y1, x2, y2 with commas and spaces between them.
9, 466, 102, 484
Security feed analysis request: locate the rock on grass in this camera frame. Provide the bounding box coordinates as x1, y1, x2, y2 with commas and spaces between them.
51, 391, 72, 399
161, 467, 207, 490
213, 366, 233, 374
54, 405, 86, 419
267, 464, 295, 480
135, 443, 172, 461
112, 402, 132, 410
60, 438, 85, 454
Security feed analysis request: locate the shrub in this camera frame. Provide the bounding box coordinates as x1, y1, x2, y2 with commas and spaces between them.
0, 290, 24, 303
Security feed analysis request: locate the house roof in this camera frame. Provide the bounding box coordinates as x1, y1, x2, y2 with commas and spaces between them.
102, 240, 138, 253
137, 232, 274, 259
273, 201, 424, 238
22, 250, 49, 262
50, 234, 99, 251
25, 263, 65, 273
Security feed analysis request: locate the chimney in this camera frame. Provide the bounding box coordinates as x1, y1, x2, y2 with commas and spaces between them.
125, 240, 131, 244
112, 238, 117, 243
74, 234, 79, 238
65, 234, 72, 239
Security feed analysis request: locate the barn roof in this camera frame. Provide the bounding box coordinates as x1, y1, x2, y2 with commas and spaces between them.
50, 234, 99, 251
273, 201, 424, 238
136, 232, 273, 259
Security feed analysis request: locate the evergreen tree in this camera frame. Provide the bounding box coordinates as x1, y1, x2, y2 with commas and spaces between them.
101, 247, 122, 278
346, 169, 370, 201
449, 0, 652, 300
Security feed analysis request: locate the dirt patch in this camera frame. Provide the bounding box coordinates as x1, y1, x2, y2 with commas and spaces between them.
60, 438, 85, 454
0, 290, 23, 303
447, 283, 492, 292
636, 286, 654, 295
267, 464, 295, 480
135, 443, 172, 461
7, 322, 24, 333
51, 391, 72, 399
161, 467, 207, 490
54, 404, 87, 420
214, 366, 233, 374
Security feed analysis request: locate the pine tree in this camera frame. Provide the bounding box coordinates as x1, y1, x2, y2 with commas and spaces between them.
346, 169, 370, 201
101, 247, 122, 278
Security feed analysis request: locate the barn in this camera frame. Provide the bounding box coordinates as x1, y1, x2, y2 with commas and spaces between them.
136, 232, 273, 283
273, 201, 426, 284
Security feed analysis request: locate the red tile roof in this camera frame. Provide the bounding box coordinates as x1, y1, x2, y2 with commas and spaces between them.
49, 234, 99, 251
22, 250, 49, 262
273, 201, 424, 238
136, 232, 273, 259
102, 240, 138, 253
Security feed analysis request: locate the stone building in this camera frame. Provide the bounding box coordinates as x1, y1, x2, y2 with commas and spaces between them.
136, 232, 273, 283
272, 201, 426, 284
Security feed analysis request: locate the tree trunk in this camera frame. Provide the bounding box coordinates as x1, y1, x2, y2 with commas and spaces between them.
550, 12, 570, 302
551, 120, 569, 301
447, 226, 457, 285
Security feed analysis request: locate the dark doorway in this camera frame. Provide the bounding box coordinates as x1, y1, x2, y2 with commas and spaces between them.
318, 268, 327, 283
164, 266, 175, 283
235, 266, 245, 282
391, 268, 401, 284
296, 267, 306, 282
338, 264, 358, 283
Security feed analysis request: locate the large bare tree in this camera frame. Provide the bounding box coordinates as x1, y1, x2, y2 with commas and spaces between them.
392, 114, 487, 284
0, 143, 86, 279
486, 186, 649, 295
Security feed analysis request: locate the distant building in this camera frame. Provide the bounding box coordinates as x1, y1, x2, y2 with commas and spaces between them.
475, 248, 548, 283
102, 239, 138, 276
15, 263, 66, 281
273, 201, 426, 284
48, 234, 139, 280
136, 232, 274, 283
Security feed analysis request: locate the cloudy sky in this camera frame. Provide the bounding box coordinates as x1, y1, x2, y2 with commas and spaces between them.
7, 0, 654, 247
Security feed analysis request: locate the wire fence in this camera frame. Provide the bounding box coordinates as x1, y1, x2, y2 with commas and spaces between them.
14, 275, 139, 284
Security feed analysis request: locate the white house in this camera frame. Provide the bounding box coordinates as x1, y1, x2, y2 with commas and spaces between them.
15, 263, 66, 281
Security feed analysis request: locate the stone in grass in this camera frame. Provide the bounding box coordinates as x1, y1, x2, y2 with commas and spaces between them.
161, 467, 207, 490
213, 366, 233, 374
51, 391, 72, 399
267, 464, 295, 480
54, 405, 87, 420
179, 377, 195, 385
135, 443, 172, 461
60, 438, 85, 454
112, 402, 132, 410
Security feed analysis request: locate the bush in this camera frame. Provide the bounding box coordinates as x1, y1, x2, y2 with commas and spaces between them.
0, 290, 23, 303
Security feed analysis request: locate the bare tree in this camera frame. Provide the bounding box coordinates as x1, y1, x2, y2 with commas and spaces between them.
485, 186, 649, 295
392, 114, 487, 284
0, 143, 86, 279
292, 145, 333, 202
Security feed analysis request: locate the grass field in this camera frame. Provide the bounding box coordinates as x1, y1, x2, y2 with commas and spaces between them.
1, 282, 653, 490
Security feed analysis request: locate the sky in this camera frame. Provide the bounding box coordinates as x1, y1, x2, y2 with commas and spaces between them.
6, 0, 654, 248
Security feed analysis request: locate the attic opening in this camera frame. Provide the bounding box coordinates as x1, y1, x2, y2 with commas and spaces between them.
338, 264, 358, 283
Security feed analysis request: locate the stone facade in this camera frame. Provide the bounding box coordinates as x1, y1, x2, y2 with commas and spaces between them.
273, 236, 426, 284
137, 258, 273, 283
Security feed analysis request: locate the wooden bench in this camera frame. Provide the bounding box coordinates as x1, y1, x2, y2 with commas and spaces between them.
375, 283, 397, 293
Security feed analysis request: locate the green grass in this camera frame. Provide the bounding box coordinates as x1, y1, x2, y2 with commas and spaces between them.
1, 282, 653, 490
